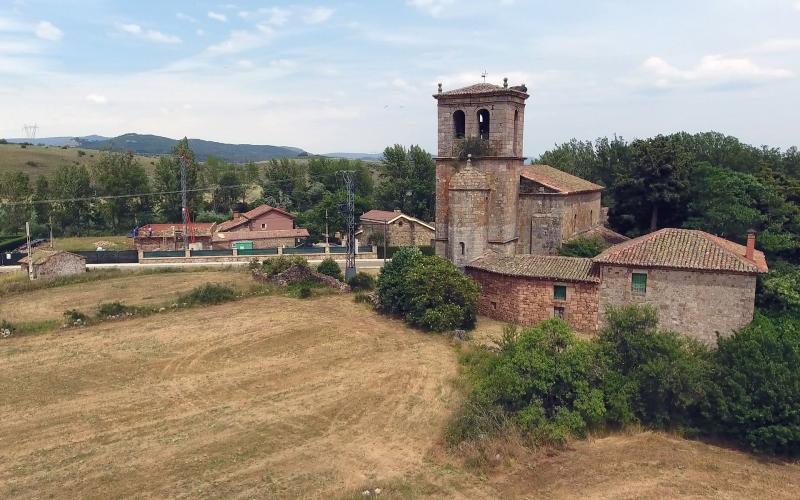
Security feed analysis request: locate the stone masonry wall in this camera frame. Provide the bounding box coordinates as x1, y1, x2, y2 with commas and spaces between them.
449, 188, 489, 267
436, 94, 527, 158
35, 253, 86, 279
518, 194, 565, 255
598, 265, 757, 344
361, 220, 434, 247
561, 192, 602, 240
468, 269, 600, 334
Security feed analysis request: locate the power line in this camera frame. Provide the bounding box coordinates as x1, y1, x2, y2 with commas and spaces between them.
1, 183, 255, 207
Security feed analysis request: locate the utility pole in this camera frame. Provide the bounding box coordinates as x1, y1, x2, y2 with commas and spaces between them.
179, 151, 189, 251
383, 220, 388, 265
48, 216, 53, 248
325, 209, 329, 246
25, 221, 33, 280
338, 170, 357, 281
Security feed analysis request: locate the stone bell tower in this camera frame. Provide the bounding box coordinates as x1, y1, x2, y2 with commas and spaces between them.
433, 79, 529, 264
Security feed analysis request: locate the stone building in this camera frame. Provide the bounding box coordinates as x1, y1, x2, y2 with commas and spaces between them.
467, 229, 768, 344
467, 254, 600, 334
433, 81, 624, 262
19, 250, 86, 280
594, 228, 768, 344
357, 209, 435, 247
134, 223, 216, 251
435, 80, 767, 343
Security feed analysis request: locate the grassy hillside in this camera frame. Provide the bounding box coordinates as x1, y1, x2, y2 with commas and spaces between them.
0, 143, 157, 178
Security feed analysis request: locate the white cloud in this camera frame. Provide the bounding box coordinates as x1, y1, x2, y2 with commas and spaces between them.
208, 11, 228, 22
636, 55, 793, 89
407, 0, 454, 18
118, 23, 181, 44
303, 7, 333, 24
176, 12, 197, 23
265, 7, 291, 26
85, 94, 108, 104
795, 1, 800, 11
0, 40, 41, 55
34, 20, 62, 41
206, 26, 274, 55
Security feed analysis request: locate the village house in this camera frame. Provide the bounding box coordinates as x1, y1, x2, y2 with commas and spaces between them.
19, 249, 86, 280
134, 223, 215, 251
434, 80, 767, 343
212, 204, 309, 249
357, 209, 435, 248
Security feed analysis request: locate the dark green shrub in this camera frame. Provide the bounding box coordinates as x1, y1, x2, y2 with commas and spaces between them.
1, 319, 15, 338
759, 264, 800, 315
455, 136, 495, 160
63, 309, 89, 325
709, 314, 800, 456
559, 236, 608, 257
97, 301, 136, 318
77, 149, 86, 156
348, 272, 376, 292
261, 256, 308, 277
403, 256, 479, 331
297, 285, 312, 299
247, 258, 260, 271
377, 247, 479, 331
353, 292, 373, 304
178, 283, 237, 305
316, 257, 344, 281
469, 319, 606, 445
377, 246, 425, 315
598, 305, 713, 430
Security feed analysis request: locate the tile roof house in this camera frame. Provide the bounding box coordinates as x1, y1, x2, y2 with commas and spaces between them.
134, 223, 215, 251
466, 229, 768, 344
357, 209, 435, 248
19, 250, 86, 280
213, 204, 309, 249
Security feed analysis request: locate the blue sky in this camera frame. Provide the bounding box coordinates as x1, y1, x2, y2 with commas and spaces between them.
1, 0, 798, 155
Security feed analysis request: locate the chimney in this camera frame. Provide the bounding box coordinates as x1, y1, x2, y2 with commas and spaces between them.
233, 212, 240, 220
394, 209, 402, 214
746, 229, 756, 260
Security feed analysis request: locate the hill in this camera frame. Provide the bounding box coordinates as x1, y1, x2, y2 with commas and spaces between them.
77, 133, 308, 163
0, 143, 157, 178
5, 135, 109, 147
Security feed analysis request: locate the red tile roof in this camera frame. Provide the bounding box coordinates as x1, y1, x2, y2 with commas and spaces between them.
19, 250, 85, 265
467, 254, 600, 283
520, 165, 604, 194
217, 204, 294, 232
569, 225, 630, 246
594, 228, 768, 274
360, 209, 401, 223
212, 228, 309, 242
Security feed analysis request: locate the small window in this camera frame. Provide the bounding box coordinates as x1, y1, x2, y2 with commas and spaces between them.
398, 220, 403, 227
554, 285, 567, 301
261, 223, 267, 229
632, 273, 647, 294
491, 301, 497, 311
554, 306, 565, 320
459, 242, 465, 255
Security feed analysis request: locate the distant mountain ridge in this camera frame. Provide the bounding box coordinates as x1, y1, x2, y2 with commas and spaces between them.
75, 133, 308, 163
6, 135, 109, 147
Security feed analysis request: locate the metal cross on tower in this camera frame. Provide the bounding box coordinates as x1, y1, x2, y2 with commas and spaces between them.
338, 170, 357, 281
481, 70, 488, 83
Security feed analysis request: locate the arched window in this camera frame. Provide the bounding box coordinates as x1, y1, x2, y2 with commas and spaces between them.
453, 110, 465, 139
459, 242, 465, 255
477, 109, 490, 140
513, 109, 519, 154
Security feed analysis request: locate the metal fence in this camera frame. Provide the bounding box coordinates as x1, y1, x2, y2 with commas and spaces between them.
190, 249, 233, 257
143, 250, 185, 258
75, 250, 139, 264
0, 252, 24, 266
238, 248, 279, 256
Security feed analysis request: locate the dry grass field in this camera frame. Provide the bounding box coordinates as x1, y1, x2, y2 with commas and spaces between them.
0, 269, 252, 323
0, 143, 156, 178
1, 281, 799, 498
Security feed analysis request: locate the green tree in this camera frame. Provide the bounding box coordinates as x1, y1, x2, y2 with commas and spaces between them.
33, 175, 50, 225
50, 165, 93, 234
0, 172, 32, 234
213, 170, 244, 214
152, 138, 201, 221
92, 151, 150, 230
375, 145, 435, 221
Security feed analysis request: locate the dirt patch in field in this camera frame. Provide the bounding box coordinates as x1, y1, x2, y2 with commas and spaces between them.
0, 270, 252, 323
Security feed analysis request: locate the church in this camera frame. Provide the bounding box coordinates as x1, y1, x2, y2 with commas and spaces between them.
433, 80, 768, 344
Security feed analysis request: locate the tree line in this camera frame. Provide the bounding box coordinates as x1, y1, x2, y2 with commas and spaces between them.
0, 140, 437, 242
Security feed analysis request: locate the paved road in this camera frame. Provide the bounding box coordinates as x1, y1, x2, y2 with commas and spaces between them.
0, 259, 389, 273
